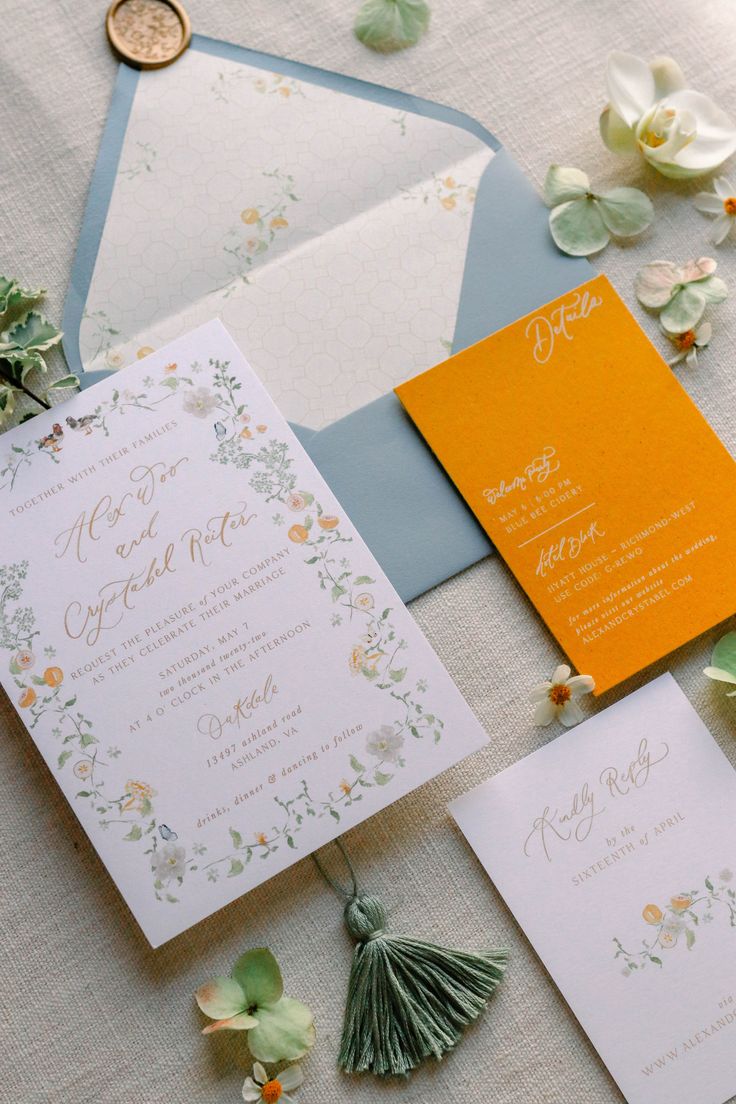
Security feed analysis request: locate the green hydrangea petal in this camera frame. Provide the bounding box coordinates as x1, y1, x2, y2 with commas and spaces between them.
548, 197, 609, 256
543, 165, 590, 206
232, 948, 283, 1008
660, 285, 706, 332
597, 187, 654, 236
708, 632, 736, 680
696, 274, 728, 305
247, 997, 316, 1063
355, 0, 430, 53
195, 975, 246, 1020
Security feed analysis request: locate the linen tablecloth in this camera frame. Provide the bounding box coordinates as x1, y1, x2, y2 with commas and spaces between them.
1, 1, 735, 1100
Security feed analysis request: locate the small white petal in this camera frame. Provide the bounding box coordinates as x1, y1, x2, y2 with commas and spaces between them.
606, 51, 656, 128
552, 664, 571, 684
242, 1080, 261, 1103
662, 90, 736, 173
695, 321, 712, 345
649, 55, 686, 98
667, 350, 687, 365
711, 213, 732, 245
566, 674, 595, 698
278, 1066, 304, 1091
559, 700, 584, 727
599, 106, 637, 153
694, 192, 724, 214
529, 681, 552, 703
704, 665, 736, 685
253, 1063, 268, 1086
713, 176, 735, 199
685, 347, 698, 367
533, 699, 557, 726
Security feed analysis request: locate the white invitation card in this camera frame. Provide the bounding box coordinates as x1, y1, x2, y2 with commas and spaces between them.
450, 675, 736, 1104
0, 320, 487, 946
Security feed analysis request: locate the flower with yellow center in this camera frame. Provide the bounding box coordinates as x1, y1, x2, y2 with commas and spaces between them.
255, 832, 269, 847
530, 664, 595, 727
339, 779, 352, 796
662, 319, 711, 368
694, 177, 736, 244
600, 52, 736, 179
242, 1062, 303, 1103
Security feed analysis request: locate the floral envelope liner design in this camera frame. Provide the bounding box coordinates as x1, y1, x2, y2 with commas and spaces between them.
76, 46, 494, 427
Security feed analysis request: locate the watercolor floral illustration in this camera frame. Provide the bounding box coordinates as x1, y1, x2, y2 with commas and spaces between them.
613, 871, 736, 975
401, 172, 476, 215
0, 353, 444, 903
211, 66, 304, 104
220, 169, 300, 296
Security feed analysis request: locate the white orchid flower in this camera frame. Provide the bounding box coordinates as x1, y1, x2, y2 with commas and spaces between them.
600, 52, 736, 179
661, 319, 711, 367
544, 165, 653, 256
634, 257, 727, 332
694, 176, 736, 244
530, 664, 595, 727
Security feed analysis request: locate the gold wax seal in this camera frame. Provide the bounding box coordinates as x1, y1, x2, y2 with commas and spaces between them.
106, 0, 191, 70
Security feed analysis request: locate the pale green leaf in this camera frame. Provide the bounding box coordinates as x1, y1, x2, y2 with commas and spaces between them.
543, 165, 590, 206
227, 858, 244, 877
46, 374, 79, 391
355, 0, 430, 53
597, 187, 654, 236
548, 197, 609, 256
1, 310, 62, 355
124, 824, 142, 841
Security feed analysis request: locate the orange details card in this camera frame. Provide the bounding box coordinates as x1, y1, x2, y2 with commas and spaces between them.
396, 275, 736, 694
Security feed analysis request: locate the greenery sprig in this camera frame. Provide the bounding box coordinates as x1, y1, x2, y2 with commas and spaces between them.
0, 276, 78, 426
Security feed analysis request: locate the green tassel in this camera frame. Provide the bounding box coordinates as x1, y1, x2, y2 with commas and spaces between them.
354, 0, 431, 54
313, 842, 508, 1077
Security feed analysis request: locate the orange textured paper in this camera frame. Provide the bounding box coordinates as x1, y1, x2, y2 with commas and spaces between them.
396, 275, 736, 694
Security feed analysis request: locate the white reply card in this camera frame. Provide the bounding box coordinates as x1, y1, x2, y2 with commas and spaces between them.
0, 320, 487, 946
450, 675, 736, 1104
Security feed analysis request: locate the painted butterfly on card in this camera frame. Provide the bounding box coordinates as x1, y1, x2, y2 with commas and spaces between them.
159, 824, 178, 842
214, 421, 227, 441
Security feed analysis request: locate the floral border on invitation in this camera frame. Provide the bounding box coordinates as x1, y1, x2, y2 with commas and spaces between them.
1, 355, 445, 903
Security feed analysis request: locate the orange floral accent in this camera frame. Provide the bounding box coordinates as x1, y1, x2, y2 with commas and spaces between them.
121, 780, 155, 812
164, 362, 178, 373
317, 515, 339, 530
441, 195, 456, 210
723, 196, 736, 216
18, 687, 36, 708
443, 176, 456, 188
642, 903, 663, 925
240, 427, 253, 439
339, 780, 352, 796
241, 208, 260, 225
288, 524, 309, 544
256, 424, 267, 433
270, 216, 288, 229
670, 894, 692, 912
278, 86, 291, 97
262, 1080, 283, 1104
136, 346, 154, 359
674, 330, 697, 351
255, 832, 268, 846
43, 666, 64, 687
15, 649, 35, 669
349, 645, 365, 675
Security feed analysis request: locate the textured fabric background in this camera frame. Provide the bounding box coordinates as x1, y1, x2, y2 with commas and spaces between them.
1, 1, 736, 1101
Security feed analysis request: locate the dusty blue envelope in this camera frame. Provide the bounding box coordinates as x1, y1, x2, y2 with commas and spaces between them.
63, 35, 590, 601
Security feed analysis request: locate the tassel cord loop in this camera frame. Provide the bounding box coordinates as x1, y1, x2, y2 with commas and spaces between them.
311, 836, 359, 902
